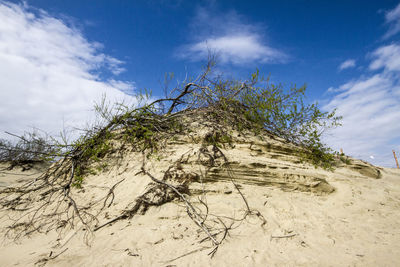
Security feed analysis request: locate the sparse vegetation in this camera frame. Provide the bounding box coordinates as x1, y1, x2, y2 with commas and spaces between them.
0, 131, 59, 169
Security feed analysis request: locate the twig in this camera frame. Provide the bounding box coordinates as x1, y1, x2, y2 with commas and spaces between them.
270, 233, 297, 239
102, 178, 126, 209
167, 83, 194, 114
163, 246, 211, 263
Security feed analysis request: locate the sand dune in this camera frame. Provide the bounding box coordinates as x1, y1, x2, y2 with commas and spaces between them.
1, 123, 399, 266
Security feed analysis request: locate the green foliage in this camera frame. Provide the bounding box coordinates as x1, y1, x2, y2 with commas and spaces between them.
71, 165, 84, 188
68, 95, 187, 186
66, 60, 342, 180
299, 143, 336, 170
70, 132, 112, 187
336, 152, 351, 165
204, 131, 233, 148
340, 156, 351, 165
183, 69, 342, 169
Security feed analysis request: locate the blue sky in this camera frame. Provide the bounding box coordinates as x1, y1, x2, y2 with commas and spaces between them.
0, 0, 400, 167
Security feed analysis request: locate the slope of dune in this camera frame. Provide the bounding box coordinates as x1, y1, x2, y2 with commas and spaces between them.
0, 114, 399, 266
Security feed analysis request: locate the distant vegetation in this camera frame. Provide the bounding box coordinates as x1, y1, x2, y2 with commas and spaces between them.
0, 131, 58, 169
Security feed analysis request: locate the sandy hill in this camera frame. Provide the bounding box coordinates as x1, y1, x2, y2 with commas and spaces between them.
0, 109, 399, 266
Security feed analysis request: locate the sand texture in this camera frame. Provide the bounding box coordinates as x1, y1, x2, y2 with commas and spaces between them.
0, 123, 399, 266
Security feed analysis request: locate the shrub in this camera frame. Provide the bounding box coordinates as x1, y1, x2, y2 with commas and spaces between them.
167, 67, 342, 169
0, 61, 342, 175
0, 131, 59, 167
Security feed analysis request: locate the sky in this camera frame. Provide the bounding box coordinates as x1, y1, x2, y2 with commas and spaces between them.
0, 0, 399, 167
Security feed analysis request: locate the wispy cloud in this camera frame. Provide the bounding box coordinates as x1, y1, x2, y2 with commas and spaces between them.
338, 59, 356, 71
0, 2, 136, 138
177, 7, 287, 65
323, 44, 400, 167
383, 2, 400, 39
369, 44, 400, 71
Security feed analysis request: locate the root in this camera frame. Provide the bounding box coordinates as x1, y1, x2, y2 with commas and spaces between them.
0, 128, 266, 259
0, 158, 124, 244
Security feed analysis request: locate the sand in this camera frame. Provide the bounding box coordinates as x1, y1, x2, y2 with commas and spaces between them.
1, 131, 400, 266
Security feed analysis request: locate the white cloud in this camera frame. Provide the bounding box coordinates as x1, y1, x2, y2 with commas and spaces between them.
0, 2, 135, 139
177, 7, 286, 65
183, 35, 285, 65
323, 45, 400, 167
369, 44, 400, 71
338, 59, 356, 71
384, 3, 400, 39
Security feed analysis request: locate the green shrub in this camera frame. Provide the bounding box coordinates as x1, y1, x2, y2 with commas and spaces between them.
177, 68, 341, 169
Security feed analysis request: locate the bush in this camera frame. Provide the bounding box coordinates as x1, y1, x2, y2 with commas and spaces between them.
0, 131, 58, 167
0, 62, 342, 173
166, 66, 341, 169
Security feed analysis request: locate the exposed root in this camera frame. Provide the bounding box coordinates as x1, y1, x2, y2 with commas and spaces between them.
1, 119, 266, 260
